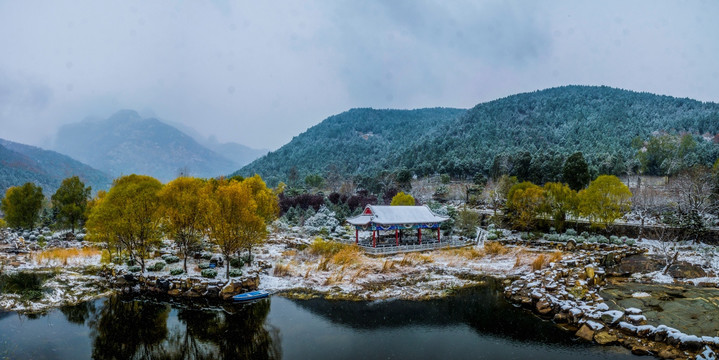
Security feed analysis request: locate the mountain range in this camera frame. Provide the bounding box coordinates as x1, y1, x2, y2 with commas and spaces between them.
0, 138, 112, 196
236, 86, 719, 186
53, 110, 265, 182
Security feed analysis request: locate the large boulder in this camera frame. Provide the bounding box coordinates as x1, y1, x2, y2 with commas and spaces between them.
606, 254, 664, 276
666, 262, 707, 279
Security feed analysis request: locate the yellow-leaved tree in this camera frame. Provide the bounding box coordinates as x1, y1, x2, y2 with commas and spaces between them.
86, 175, 163, 272
390, 192, 415, 206
203, 175, 278, 279
578, 175, 632, 229
542, 182, 578, 232
506, 181, 545, 231
159, 177, 206, 273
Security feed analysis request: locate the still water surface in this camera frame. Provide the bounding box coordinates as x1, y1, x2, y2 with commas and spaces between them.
0, 279, 636, 359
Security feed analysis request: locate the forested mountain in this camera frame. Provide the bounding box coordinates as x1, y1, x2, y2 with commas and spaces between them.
0, 139, 112, 196
236, 86, 719, 187
54, 110, 239, 182
234, 108, 467, 185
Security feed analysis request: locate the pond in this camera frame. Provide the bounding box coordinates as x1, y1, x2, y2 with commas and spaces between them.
0, 278, 636, 359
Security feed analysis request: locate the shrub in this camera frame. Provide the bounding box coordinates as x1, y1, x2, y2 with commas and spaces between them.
147, 262, 166, 272
128, 265, 141, 272
486, 233, 499, 241
201, 269, 217, 278
201, 252, 213, 260
162, 255, 180, 264
484, 241, 509, 255
548, 251, 563, 264
170, 269, 184, 276
198, 263, 210, 270
0, 272, 47, 295
626, 239, 636, 246
565, 229, 577, 236
597, 236, 609, 244
228, 269, 243, 277
241, 253, 254, 264
546, 234, 560, 242
230, 257, 244, 268
580, 231, 590, 239
609, 236, 620, 244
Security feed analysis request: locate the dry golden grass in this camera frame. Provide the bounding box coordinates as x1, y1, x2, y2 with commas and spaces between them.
399, 253, 434, 266
323, 267, 345, 285
317, 257, 331, 271
282, 249, 298, 257
380, 260, 396, 273
514, 255, 522, 268
453, 247, 485, 259
309, 237, 347, 257
33, 247, 101, 265
304, 268, 312, 279
548, 251, 563, 264
350, 266, 371, 282
332, 245, 363, 266
273, 263, 292, 277
531, 254, 546, 271
484, 241, 509, 255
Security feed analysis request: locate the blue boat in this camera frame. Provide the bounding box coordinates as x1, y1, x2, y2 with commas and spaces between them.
232, 290, 270, 302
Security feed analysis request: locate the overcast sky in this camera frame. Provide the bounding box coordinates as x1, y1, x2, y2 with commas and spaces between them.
1, 0, 718, 150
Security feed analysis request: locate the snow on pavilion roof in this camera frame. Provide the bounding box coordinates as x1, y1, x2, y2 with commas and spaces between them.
346, 205, 449, 226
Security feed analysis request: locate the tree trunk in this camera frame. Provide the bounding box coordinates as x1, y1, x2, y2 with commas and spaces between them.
247, 246, 253, 266
226, 256, 230, 280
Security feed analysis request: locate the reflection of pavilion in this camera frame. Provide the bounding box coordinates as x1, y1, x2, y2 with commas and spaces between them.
346, 205, 468, 254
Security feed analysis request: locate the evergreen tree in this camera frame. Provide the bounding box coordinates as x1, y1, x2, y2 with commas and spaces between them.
563, 152, 590, 191
51, 176, 91, 233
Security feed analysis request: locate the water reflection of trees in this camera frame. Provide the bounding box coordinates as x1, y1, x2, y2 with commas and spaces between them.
63, 297, 280, 360
291, 278, 576, 344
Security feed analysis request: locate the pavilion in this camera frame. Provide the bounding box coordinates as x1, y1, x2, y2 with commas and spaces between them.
346, 205, 450, 248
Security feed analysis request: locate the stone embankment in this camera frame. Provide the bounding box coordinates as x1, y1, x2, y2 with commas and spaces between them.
101, 269, 261, 301
504, 245, 718, 359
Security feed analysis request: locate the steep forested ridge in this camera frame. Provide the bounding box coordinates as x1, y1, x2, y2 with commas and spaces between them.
235, 108, 466, 184
236, 86, 719, 186
0, 139, 112, 196
54, 110, 239, 182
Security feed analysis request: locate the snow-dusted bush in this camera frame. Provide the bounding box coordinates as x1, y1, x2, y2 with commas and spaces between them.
128, 265, 141, 272
148, 262, 166, 271
162, 255, 180, 264
610, 236, 620, 245
580, 231, 590, 239
486, 233, 499, 241
201, 269, 217, 278
565, 229, 577, 236
304, 206, 340, 235
626, 239, 636, 246
198, 263, 211, 270
170, 269, 184, 276
228, 269, 242, 277
546, 234, 560, 242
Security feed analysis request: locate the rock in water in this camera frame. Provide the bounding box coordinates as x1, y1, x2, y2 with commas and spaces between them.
576, 324, 595, 341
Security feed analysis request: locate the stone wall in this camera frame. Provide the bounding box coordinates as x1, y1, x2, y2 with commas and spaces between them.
103, 270, 260, 300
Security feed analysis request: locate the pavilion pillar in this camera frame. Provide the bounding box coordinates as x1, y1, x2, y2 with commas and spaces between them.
372, 230, 376, 248
395, 229, 399, 246
418, 228, 422, 245
437, 227, 441, 244
355, 228, 358, 245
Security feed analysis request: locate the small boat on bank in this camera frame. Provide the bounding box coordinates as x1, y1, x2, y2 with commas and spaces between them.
232, 290, 270, 302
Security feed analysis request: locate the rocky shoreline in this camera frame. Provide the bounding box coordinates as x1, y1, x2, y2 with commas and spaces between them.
504, 245, 719, 360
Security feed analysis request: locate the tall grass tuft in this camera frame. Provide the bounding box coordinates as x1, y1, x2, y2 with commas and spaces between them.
332, 246, 363, 265
532, 254, 546, 271
484, 241, 509, 255
309, 237, 347, 257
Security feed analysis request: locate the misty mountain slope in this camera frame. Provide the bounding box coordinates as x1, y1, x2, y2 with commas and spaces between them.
0, 139, 112, 196
54, 110, 239, 182
203, 140, 268, 168
235, 86, 719, 186
234, 107, 467, 184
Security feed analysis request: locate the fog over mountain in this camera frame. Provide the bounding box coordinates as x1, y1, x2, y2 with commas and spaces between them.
1, 1, 717, 152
